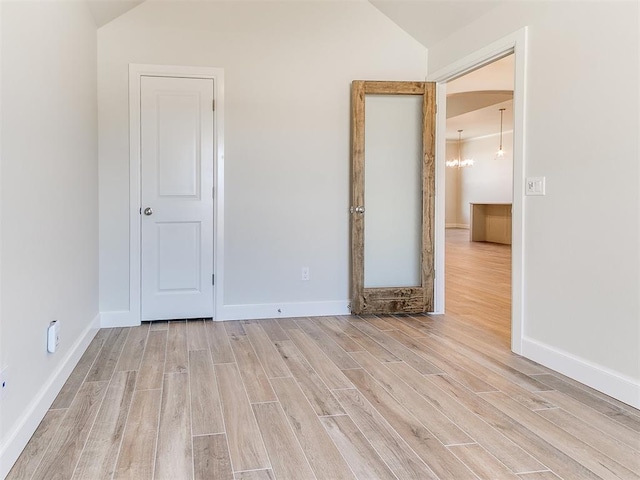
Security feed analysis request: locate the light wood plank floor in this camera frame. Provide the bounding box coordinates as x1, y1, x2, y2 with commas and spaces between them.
9, 234, 640, 479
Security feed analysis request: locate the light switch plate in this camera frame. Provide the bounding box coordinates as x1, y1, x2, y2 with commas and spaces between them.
526, 177, 546, 196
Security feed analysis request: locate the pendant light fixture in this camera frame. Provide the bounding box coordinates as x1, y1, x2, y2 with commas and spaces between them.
446, 129, 474, 168
496, 107, 506, 158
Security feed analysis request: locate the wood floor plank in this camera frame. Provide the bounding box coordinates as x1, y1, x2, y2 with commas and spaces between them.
276, 318, 303, 330
295, 318, 360, 369
348, 317, 442, 375
224, 320, 248, 337
244, 323, 291, 378
444, 228, 511, 341
386, 329, 497, 393
6, 409, 66, 480
164, 320, 188, 374
270, 377, 356, 480
85, 328, 129, 382
537, 407, 640, 474
329, 316, 402, 362
115, 324, 149, 372
537, 390, 640, 451
259, 318, 291, 341
309, 317, 363, 352
235, 469, 276, 480
388, 362, 545, 474
481, 391, 640, 480
187, 319, 209, 351
32, 381, 108, 480
189, 350, 224, 435
361, 315, 395, 331
351, 350, 472, 446
193, 434, 233, 480
51, 329, 109, 408
154, 373, 192, 480
320, 414, 397, 480
286, 329, 352, 390
405, 314, 546, 376
517, 472, 561, 479
448, 443, 519, 480
227, 330, 277, 403
206, 320, 235, 364
72, 371, 136, 480
216, 362, 270, 472
342, 368, 476, 479
532, 373, 640, 431
414, 333, 554, 411
114, 389, 161, 480
149, 320, 168, 331
253, 402, 316, 480
534, 368, 640, 416
136, 330, 168, 390
332, 389, 438, 479
429, 374, 602, 480
274, 339, 345, 416
379, 314, 430, 338
424, 329, 553, 393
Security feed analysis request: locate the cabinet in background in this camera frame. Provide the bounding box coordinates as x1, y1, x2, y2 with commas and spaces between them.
470, 203, 512, 245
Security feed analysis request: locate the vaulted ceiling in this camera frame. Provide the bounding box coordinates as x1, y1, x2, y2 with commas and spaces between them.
85, 0, 511, 139
85, 0, 504, 48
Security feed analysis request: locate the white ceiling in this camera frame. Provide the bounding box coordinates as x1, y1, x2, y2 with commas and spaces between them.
369, 0, 504, 48
86, 0, 505, 36
445, 55, 514, 140
85, 0, 144, 27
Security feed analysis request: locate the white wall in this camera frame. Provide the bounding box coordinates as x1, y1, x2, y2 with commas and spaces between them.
430, 1, 640, 402
459, 132, 513, 226
98, 1, 427, 319
445, 132, 513, 227
0, 2, 99, 474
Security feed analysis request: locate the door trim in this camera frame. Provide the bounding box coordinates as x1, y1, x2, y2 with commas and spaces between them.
428, 27, 528, 355
128, 64, 225, 324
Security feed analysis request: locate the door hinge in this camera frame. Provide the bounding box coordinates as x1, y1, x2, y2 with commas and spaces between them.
212, 274, 215, 285
212, 99, 215, 111
435, 104, 438, 114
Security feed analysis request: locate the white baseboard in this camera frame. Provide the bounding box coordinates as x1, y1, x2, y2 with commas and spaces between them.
446, 223, 469, 229
522, 337, 640, 409
100, 310, 140, 328
218, 300, 351, 321
0, 314, 100, 479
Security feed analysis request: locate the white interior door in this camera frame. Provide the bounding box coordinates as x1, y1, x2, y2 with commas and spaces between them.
141, 75, 214, 321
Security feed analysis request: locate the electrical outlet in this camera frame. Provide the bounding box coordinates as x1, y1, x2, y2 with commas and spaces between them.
301, 267, 310, 281
0, 367, 8, 401
48, 320, 60, 353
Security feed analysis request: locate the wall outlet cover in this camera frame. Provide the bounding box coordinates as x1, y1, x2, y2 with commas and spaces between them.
526, 176, 546, 196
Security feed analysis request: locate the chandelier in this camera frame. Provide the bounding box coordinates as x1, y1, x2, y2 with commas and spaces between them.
446, 130, 474, 168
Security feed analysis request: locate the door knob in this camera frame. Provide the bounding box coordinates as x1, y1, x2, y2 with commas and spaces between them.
144, 207, 153, 216
350, 206, 365, 214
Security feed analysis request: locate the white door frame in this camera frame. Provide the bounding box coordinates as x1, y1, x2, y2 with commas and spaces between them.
428, 27, 528, 354
129, 64, 225, 324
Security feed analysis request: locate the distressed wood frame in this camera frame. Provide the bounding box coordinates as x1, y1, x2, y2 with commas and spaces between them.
350, 81, 436, 314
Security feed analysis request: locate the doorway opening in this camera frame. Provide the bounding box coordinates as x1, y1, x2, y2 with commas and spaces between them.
444, 54, 514, 346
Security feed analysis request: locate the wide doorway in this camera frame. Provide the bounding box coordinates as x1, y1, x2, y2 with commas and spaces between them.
443, 55, 514, 344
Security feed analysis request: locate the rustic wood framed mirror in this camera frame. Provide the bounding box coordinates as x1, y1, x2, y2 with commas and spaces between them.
350, 81, 436, 314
